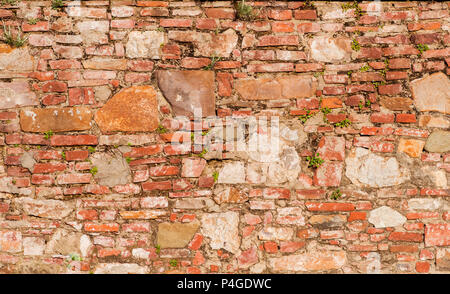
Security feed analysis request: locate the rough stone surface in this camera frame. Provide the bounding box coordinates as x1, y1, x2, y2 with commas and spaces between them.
345, 148, 410, 187
13, 197, 73, 220
424, 130, 450, 153
407, 198, 444, 211
201, 212, 240, 254
20, 107, 92, 132
269, 251, 347, 272
218, 162, 246, 184
169, 29, 238, 57
0, 45, 35, 71
368, 206, 407, 228
126, 31, 165, 59
425, 224, 450, 247
436, 248, 450, 270
95, 85, 159, 133
45, 229, 91, 257
90, 152, 131, 187
410, 72, 450, 114
213, 186, 248, 204
156, 70, 215, 117
235, 75, 317, 100
310, 36, 351, 62
94, 263, 148, 274
157, 221, 200, 248
397, 138, 425, 158
181, 158, 206, 178
0, 81, 38, 109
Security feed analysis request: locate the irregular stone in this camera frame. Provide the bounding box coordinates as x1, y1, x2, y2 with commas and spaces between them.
380, 97, 413, 111
0, 81, 38, 109
309, 215, 346, 229
13, 197, 73, 220
420, 166, 448, 188
410, 72, 450, 114
0, 44, 35, 71
317, 136, 346, 161
436, 248, 450, 270
313, 162, 343, 187
20, 107, 92, 132
214, 186, 248, 204
181, 157, 206, 177
276, 207, 305, 225
419, 115, 450, 129
23, 237, 45, 256
82, 57, 127, 70
94, 86, 112, 102
201, 211, 240, 254
258, 227, 294, 241
19, 151, 36, 171
94, 85, 159, 133
424, 130, 450, 153
269, 251, 347, 272
218, 161, 246, 184
425, 224, 450, 246
235, 75, 317, 100
368, 206, 406, 228
156, 70, 215, 117
0, 231, 22, 253
168, 29, 238, 57
95, 263, 148, 274
345, 147, 410, 187
397, 138, 425, 158
126, 31, 165, 59
238, 247, 259, 269
407, 198, 443, 211
310, 36, 351, 62
175, 198, 206, 210
156, 221, 200, 248
90, 152, 131, 187
45, 229, 91, 257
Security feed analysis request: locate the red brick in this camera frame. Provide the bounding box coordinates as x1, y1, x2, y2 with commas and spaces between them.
305, 202, 355, 212
370, 113, 395, 123
388, 232, 423, 242
205, 8, 235, 19
396, 114, 416, 123
51, 135, 98, 146
160, 19, 192, 28
294, 10, 317, 20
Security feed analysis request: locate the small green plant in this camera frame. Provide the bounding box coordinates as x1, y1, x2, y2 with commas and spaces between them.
321, 107, 331, 123
169, 259, 178, 267
416, 44, 429, 56
36, 145, 41, 150
201, 129, 210, 136
125, 157, 132, 164
2, 23, 28, 48
195, 149, 208, 158
341, 0, 364, 20
303, 0, 315, 9
335, 118, 352, 128
155, 245, 161, 254
212, 171, 219, 182
372, 81, 385, 88
359, 65, 370, 72
306, 153, 324, 168
347, 70, 353, 78
235, 0, 257, 21
365, 100, 371, 107
384, 59, 389, 68
27, 18, 38, 25
330, 189, 342, 200
89, 166, 98, 176
351, 39, 360, 51
156, 27, 165, 32
298, 110, 314, 123
61, 151, 66, 160
203, 54, 221, 70
69, 253, 82, 261
156, 124, 168, 134
1, 0, 17, 5
12, 179, 16, 185
88, 146, 96, 153
43, 130, 54, 140
51, 0, 64, 10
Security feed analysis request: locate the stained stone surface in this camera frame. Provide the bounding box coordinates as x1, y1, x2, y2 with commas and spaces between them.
13, 197, 73, 220
156, 221, 200, 248
156, 70, 215, 117
368, 206, 407, 228
201, 212, 240, 254
20, 107, 92, 132
0, 81, 38, 109
269, 251, 347, 272
94, 85, 159, 133
410, 72, 450, 114
126, 31, 165, 59
424, 130, 450, 153
345, 147, 410, 187
310, 36, 352, 62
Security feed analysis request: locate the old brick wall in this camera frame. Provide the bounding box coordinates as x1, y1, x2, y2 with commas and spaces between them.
0, 0, 449, 274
